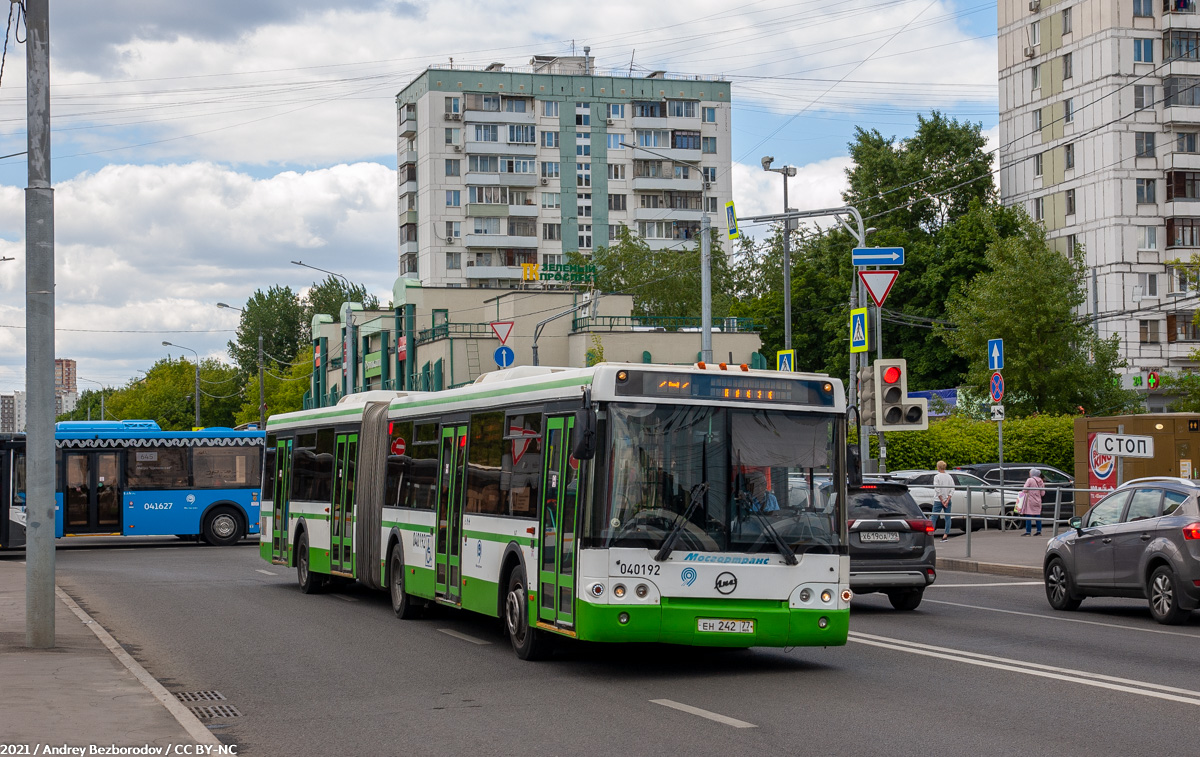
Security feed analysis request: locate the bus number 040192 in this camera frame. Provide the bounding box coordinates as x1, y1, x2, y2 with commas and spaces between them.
614, 560, 661, 577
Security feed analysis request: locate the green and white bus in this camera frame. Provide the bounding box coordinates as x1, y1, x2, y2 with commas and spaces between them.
261, 363, 851, 659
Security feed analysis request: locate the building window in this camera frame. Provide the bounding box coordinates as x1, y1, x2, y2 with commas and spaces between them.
543, 101, 559, 117
1172, 312, 1200, 341
473, 218, 500, 235
1139, 273, 1159, 298
480, 95, 501, 112
1029, 21, 1040, 47
1062, 7, 1071, 35
577, 192, 592, 218
1180, 132, 1199, 153
1032, 196, 1044, 221
1065, 188, 1076, 216
445, 97, 460, 114
543, 223, 561, 241
1065, 234, 1077, 253
633, 101, 662, 118
608, 164, 626, 180
636, 129, 670, 148
1140, 226, 1158, 250
702, 106, 716, 123
543, 254, 563, 267
1167, 170, 1200, 200
541, 192, 561, 209
473, 124, 499, 142
575, 102, 590, 126
1031, 64, 1040, 91
445, 190, 460, 207
577, 162, 591, 187
504, 97, 529, 113
500, 156, 536, 174
1136, 132, 1156, 157
1166, 78, 1200, 106
674, 165, 691, 180
445, 159, 460, 177
608, 194, 627, 211
541, 161, 560, 178
508, 124, 536, 144
1140, 319, 1161, 343
667, 100, 698, 118
609, 224, 622, 241
1033, 109, 1043, 130
1064, 142, 1075, 169
1137, 178, 1157, 204
1135, 39, 1154, 64
579, 224, 592, 249
576, 132, 590, 156
1062, 52, 1073, 80
1135, 85, 1154, 109
1033, 152, 1043, 177
606, 134, 625, 150
446, 252, 461, 270
445, 221, 460, 239
468, 186, 509, 204
1064, 98, 1074, 123
673, 130, 701, 150
1170, 218, 1200, 247
1134, 0, 1152, 17
702, 136, 717, 154
702, 166, 717, 182
705, 196, 718, 213
607, 103, 625, 119
1169, 266, 1193, 294
542, 131, 559, 148
445, 127, 460, 144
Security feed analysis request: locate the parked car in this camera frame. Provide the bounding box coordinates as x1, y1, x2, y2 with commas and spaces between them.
887, 469, 1016, 531
846, 479, 937, 610
1043, 477, 1200, 625
956, 463, 1075, 524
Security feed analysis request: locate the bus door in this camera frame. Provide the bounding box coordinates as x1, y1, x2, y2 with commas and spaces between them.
61, 451, 122, 534
435, 424, 468, 602
331, 432, 358, 575
538, 415, 580, 627
271, 438, 292, 564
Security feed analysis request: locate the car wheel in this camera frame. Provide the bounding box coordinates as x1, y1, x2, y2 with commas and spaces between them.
504, 566, 549, 660
1044, 557, 1081, 611
296, 532, 325, 594
1148, 565, 1189, 625
388, 544, 420, 619
887, 589, 923, 611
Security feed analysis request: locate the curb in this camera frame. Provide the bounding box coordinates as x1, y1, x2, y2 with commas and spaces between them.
55, 587, 222, 747
936, 558, 1042, 580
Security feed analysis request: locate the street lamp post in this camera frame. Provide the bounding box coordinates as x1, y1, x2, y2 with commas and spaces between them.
291, 260, 357, 395
162, 341, 200, 428
77, 377, 107, 420
761, 157, 798, 352
218, 303, 266, 430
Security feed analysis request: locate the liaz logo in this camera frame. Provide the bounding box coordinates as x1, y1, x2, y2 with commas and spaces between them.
714, 571, 738, 595
1090, 435, 1115, 481
143, 502, 172, 510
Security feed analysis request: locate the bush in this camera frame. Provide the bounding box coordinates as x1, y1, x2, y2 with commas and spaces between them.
858, 414, 1075, 472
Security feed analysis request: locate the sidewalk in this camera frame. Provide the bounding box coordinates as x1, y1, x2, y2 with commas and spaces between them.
0, 558, 219, 747
933, 525, 1059, 579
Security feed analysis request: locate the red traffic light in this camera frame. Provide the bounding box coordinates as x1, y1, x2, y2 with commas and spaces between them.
881, 365, 902, 384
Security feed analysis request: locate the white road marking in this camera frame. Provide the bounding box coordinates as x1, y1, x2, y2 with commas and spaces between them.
849, 631, 1200, 706
330, 593, 358, 602
437, 628, 492, 645
651, 699, 757, 728
255, 569, 277, 576
924, 598, 1200, 639
929, 581, 1042, 588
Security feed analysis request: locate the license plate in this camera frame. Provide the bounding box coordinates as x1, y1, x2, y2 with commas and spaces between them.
697, 618, 755, 634
860, 531, 900, 542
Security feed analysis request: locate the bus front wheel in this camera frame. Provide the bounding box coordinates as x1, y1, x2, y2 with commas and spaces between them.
203, 506, 244, 547
505, 567, 549, 661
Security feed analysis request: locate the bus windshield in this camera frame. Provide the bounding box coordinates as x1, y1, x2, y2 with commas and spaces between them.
599, 404, 843, 555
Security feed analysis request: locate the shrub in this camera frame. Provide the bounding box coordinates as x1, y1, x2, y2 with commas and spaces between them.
856, 415, 1075, 471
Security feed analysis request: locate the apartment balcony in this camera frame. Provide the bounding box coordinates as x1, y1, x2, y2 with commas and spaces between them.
631, 116, 669, 129
464, 233, 539, 248
632, 146, 702, 163
464, 265, 524, 280
398, 108, 417, 138
1164, 152, 1200, 171
1163, 2, 1200, 30
508, 203, 540, 217
464, 110, 536, 124
398, 148, 418, 164
400, 209, 419, 226
632, 176, 703, 192
398, 179, 417, 196
1165, 59, 1200, 78
1164, 199, 1200, 217
1163, 105, 1200, 125
399, 239, 419, 256
466, 203, 509, 218
465, 141, 538, 157
633, 206, 704, 222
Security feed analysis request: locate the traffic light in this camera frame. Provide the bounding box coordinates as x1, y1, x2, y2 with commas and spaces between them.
857, 364, 877, 427
874, 358, 928, 431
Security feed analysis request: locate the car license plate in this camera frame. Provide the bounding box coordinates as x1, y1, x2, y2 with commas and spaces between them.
697, 618, 754, 634
860, 531, 900, 542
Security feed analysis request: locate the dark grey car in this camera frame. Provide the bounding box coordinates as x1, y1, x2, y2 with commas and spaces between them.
1043, 477, 1200, 625
847, 480, 937, 611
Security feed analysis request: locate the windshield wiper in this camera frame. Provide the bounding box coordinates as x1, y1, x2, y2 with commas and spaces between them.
654, 482, 709, 561
747, 503, 799, 565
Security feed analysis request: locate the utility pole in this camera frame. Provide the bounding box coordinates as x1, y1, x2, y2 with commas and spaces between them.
258, 334, 266, 429
25, 0, 55, 649
700, 213, 712, 363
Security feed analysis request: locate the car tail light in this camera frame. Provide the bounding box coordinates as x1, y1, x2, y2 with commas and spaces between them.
859, 484, 878, 489
847, 519, 857, 529
1183, 522, 1200, 540
907, 519, 935, 533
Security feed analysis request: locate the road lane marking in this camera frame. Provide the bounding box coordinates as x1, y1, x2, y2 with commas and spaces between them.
437, 628, 492, 645
849, 631, 1200, 706
651, 699, 756, 728
255, 569, 277, 576
930, 581, 1042, 588
924, 599, 1200, 639
330, 593, 358, 602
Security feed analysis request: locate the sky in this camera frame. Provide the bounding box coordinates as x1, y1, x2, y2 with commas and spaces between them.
0, 0, 999, 393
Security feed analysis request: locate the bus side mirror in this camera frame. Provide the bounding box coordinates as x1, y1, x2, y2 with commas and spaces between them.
572, 407, 597, 460
847, 444, 863, 488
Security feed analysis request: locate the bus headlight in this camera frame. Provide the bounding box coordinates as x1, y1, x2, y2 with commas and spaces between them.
614, 584, 626, 599
821, 589, 833, 603
799, 588, 812, 603
635, 584, 649, 598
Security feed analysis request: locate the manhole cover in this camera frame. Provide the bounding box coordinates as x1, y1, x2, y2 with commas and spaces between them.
189, 704, 242, 719
175, 691, 226, 703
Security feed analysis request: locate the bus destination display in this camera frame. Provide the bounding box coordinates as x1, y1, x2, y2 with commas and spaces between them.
614, 370, 835, 406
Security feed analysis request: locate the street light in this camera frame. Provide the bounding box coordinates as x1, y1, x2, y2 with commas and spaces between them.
218, 302, 266, 430
291, 260, 358, 395
291, 260, 352, 304
162, 341, 200, 428
76, 377, 107, 421
762, 156, 798, 352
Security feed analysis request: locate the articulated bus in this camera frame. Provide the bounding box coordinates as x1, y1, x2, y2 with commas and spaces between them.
0, 421, 265, 549
262, 363, 851, 659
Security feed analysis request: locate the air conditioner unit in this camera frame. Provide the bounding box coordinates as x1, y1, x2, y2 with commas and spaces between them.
607, 118, 614, 126
1028, 0, 1040, 11
453, 145, 463, 152
540, 178, 549, 185
466, 260, 475, 267
1024, 46, 1036, 58
703, 181, 712, 190
451, 113, 462, 121
448, 237, 458, 245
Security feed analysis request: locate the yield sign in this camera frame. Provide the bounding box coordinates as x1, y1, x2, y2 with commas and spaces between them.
490, 321, 514, 344
858, 270, 900, 308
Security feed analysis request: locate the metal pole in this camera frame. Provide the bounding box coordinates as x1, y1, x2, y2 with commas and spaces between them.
701, 214, 713, 363
875, 288, 886, 473
782, 176, 791, 352
258, 334, 266, 429
25, 0, 55, 649
965, 486, 972, 558
194, 360, 200, 428
100, 391, 104, 420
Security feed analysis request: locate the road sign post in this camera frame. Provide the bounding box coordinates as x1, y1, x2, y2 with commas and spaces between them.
988, 339, 1006, 485
850, 308, 869, 353
988, 338, 1004, 371
490, 321, 514, 344
852, 247, 905, 266
494, 345, 515, 368
858, 270, 900, 307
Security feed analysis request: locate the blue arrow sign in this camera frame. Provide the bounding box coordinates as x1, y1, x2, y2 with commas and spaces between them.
852, 247, 905, 266
494, 345, 515, 368
988, 338, 1004, 371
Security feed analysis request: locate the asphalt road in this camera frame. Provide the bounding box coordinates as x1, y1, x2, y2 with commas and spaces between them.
15, 539, 1200, 756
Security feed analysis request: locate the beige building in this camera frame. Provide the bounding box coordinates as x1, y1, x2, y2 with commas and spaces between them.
304, 277, 764, 408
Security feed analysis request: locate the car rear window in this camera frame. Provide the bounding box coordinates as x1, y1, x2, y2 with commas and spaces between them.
849, 489, 924, 519
1041, 469, 1070, 483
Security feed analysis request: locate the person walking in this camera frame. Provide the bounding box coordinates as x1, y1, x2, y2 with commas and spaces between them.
932, 460, 954, 542
1019, 468, 1046, 536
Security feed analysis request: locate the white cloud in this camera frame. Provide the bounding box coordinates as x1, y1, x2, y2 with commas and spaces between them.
732, 157, 853, 232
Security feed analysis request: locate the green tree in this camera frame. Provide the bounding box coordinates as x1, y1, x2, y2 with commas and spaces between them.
940, 211, 1140, 416
227, 285, 305, 377
99, 358, 245, 430
235, 345, 314, 425
301, 275, 380, 329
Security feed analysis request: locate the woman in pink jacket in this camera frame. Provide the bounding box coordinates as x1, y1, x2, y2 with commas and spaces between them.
1019, 469, 1046, 536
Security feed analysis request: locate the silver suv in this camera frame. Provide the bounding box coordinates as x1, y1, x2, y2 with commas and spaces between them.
1043, 477, 1200, 624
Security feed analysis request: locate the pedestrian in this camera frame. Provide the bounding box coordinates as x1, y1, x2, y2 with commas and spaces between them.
1019, 468, 1046, 537
932, 460, 954, 542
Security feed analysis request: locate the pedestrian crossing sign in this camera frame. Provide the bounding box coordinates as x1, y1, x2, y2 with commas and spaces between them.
777, 349, 795, 372
850, 307, 868, 353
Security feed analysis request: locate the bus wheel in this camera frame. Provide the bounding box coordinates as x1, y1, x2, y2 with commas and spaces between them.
296, 532, 324, 594
505, 567, 549, 661
388, 545, 420, 620
203, 506, 244, 547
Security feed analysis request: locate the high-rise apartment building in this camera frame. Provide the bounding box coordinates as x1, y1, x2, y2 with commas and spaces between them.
394, 54, 733, 287
55, 358, 77, 394
999, 0, 1200, 389
0, 394, 14, 433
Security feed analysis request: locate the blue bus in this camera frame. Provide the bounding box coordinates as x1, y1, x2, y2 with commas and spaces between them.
1, 421, 265, 549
